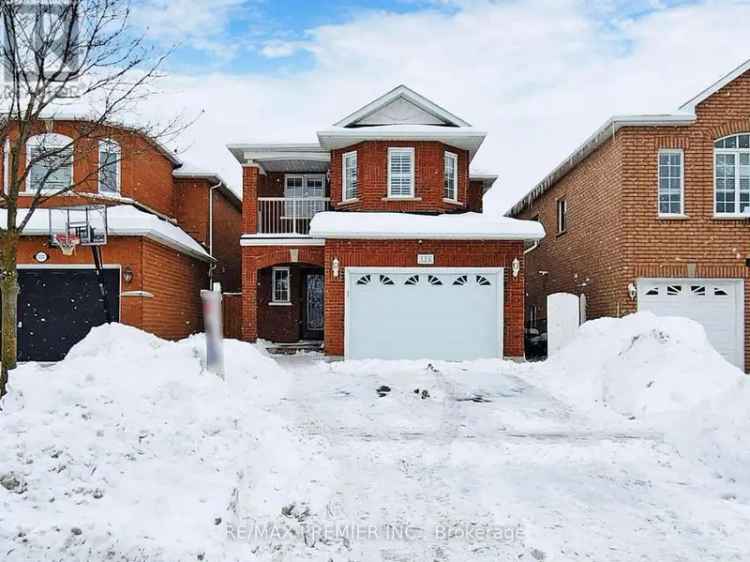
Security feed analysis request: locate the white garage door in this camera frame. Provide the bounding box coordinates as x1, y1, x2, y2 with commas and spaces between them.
637, 278, 744, 369
346, 268, 503, 361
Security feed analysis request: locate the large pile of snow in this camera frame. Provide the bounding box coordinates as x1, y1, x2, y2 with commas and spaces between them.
0, 324, 334, 561
528, 312, 750, 484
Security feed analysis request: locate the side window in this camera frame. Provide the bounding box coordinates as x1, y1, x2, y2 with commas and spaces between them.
443, 151, 458, 201
26, 133, 74, 193
343, 151, 357, 201
658, 149, 683, 216
714, 134, 750, 216
272, 267, 290, 304
556, 198, 567, 234
98, 139, 121, 194
388, 147, 415, 198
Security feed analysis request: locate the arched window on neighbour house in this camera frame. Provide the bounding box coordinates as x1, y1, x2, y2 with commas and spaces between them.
714, 134, 750, 216
98, 139, 121, 195
26, 133, 74, 194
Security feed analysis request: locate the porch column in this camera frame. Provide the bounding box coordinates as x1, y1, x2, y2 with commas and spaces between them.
242, 261, 258, 342
243, 165, 260, 234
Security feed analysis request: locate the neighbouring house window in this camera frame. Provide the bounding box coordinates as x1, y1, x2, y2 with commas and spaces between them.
714, 134, 750, 215
26, 133, 73, 193
343, 151, 357, 201
658, 149, 683, 215
444, 151, 458, 200
556, 198, 567, 234
98, 139, 120, 194
284, 174, 326, 218
388, 147, 414, 197
272, 267, 290, 303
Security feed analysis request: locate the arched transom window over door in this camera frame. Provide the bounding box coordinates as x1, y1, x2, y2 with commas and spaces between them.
714, 134, 750, 216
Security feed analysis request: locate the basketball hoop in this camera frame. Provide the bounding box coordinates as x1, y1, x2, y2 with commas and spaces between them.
53, 232, 81, 256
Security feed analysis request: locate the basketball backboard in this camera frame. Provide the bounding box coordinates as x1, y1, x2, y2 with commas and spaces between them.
48, 205, 108, 252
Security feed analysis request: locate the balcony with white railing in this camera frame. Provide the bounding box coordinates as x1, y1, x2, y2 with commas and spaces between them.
257, 197, 331, 235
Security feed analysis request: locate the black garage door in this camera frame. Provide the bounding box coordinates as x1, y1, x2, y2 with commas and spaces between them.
17, 268, 120, 361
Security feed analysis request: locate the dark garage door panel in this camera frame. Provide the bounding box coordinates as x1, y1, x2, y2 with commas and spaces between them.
17, 268, 120, 361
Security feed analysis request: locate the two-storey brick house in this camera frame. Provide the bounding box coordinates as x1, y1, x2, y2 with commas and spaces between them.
229, 86, 544, 360
0, 118, 241, 360
510, 59, 750, 370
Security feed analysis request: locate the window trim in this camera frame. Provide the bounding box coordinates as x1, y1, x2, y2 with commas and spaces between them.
713, 134, 750, 217
98, 138, 121, 195
657, 149, 684, 217
342, 150, 358, 202
387, 147, 415, 198
25, 133, 74, 194
556, 197, 567, 235
283, 173, 326, 198
271, 266, 291, 304
443, 151, 458, 202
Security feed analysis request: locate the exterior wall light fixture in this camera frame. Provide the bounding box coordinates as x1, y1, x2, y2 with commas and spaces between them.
511, 257, 520, 278
627, 282, 637, 300
332, 257, 340, 278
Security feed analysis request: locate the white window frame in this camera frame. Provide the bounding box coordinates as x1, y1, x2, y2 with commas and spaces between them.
342, 150, 358, 202
387, 147, 415, 198
556, 197, 567, 234
98, 138, 121, 195
25, 133, 74, 194
657, 149, 684, 217
271, 266, 291, 304
714, 134, 750, 217
443, 151, 458, 201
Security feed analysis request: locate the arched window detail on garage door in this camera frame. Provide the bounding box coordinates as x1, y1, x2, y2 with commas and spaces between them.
645, 287, 659, 296
476, 275, 492, 286
666, 285, 682, 296
356, 274, 371, 286
404, 275, 420, 286
379, 274, 395, 286
714, 287, 729, 296
453, 275, 468, 286
691, 285, 706, 296
427, 275, 442, 286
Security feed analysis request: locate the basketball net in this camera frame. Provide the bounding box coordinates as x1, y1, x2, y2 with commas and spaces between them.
54, 232, 81, 256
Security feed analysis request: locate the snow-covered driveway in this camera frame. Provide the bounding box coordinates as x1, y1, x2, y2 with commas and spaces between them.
275, 356, 750, 561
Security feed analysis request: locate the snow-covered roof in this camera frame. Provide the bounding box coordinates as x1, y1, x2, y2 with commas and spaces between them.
333, 84, 472, 128
317, 125, 487, 160
469, 168, 499, 192
3, 205, 211, 262
509, 59, 750, 217
173, 162, 242, 208
309, 211, 545, 241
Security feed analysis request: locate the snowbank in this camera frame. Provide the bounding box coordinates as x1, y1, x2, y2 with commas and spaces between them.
0, 324, 333, 561
529, 312, 750, 483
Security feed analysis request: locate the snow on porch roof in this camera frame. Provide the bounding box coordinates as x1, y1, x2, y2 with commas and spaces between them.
2, 205, 211, 262
309, 212, 545, 241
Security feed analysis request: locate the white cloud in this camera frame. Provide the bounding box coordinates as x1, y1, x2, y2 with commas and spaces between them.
136, 0, 750, 214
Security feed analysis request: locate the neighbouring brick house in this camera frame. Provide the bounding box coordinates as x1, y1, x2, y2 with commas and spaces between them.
229, 86, 544, 360
510, 59, 750, 371
0, 119, 241, 360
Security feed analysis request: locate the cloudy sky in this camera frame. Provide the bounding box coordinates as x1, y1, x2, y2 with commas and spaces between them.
130, 0, 750, 214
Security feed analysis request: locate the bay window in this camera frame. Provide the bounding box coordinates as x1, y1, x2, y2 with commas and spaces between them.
444, 151, 458, 201
388, 147, 414, 197
343, 150, 357, 201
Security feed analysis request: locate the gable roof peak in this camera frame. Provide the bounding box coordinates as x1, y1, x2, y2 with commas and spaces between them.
680, 57, 750, 112
333, 84, 472, 129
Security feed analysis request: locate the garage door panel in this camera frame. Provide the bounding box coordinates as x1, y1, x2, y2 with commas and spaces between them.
637, 278, 743, 369
346, 269, 503, 361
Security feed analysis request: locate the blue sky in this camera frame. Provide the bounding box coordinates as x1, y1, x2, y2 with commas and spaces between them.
130, 0, 750, 212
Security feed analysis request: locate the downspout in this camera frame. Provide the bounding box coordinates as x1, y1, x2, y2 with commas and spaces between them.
208, 181, 222, 288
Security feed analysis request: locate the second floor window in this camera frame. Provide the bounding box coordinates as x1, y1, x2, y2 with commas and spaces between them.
388, 147, 414, 198
658, 149, 683, 215
98, 139, 121, 194
714, 134, 750, 215
557, 198, 567, 234
343, 150, 357, 200
27, 133, 73, 193
444, 151, 458, 201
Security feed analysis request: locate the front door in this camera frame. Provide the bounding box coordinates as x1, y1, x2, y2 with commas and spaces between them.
303, 272, 324, 340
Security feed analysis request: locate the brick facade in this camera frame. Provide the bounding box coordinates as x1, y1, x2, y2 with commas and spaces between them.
515, 68, 750, 369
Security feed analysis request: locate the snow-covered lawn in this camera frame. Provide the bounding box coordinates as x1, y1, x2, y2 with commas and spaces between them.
2, 313, 750, 561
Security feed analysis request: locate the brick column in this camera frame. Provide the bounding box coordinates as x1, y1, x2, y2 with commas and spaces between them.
242, 165, 260, 234
241, 256, 258, 342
